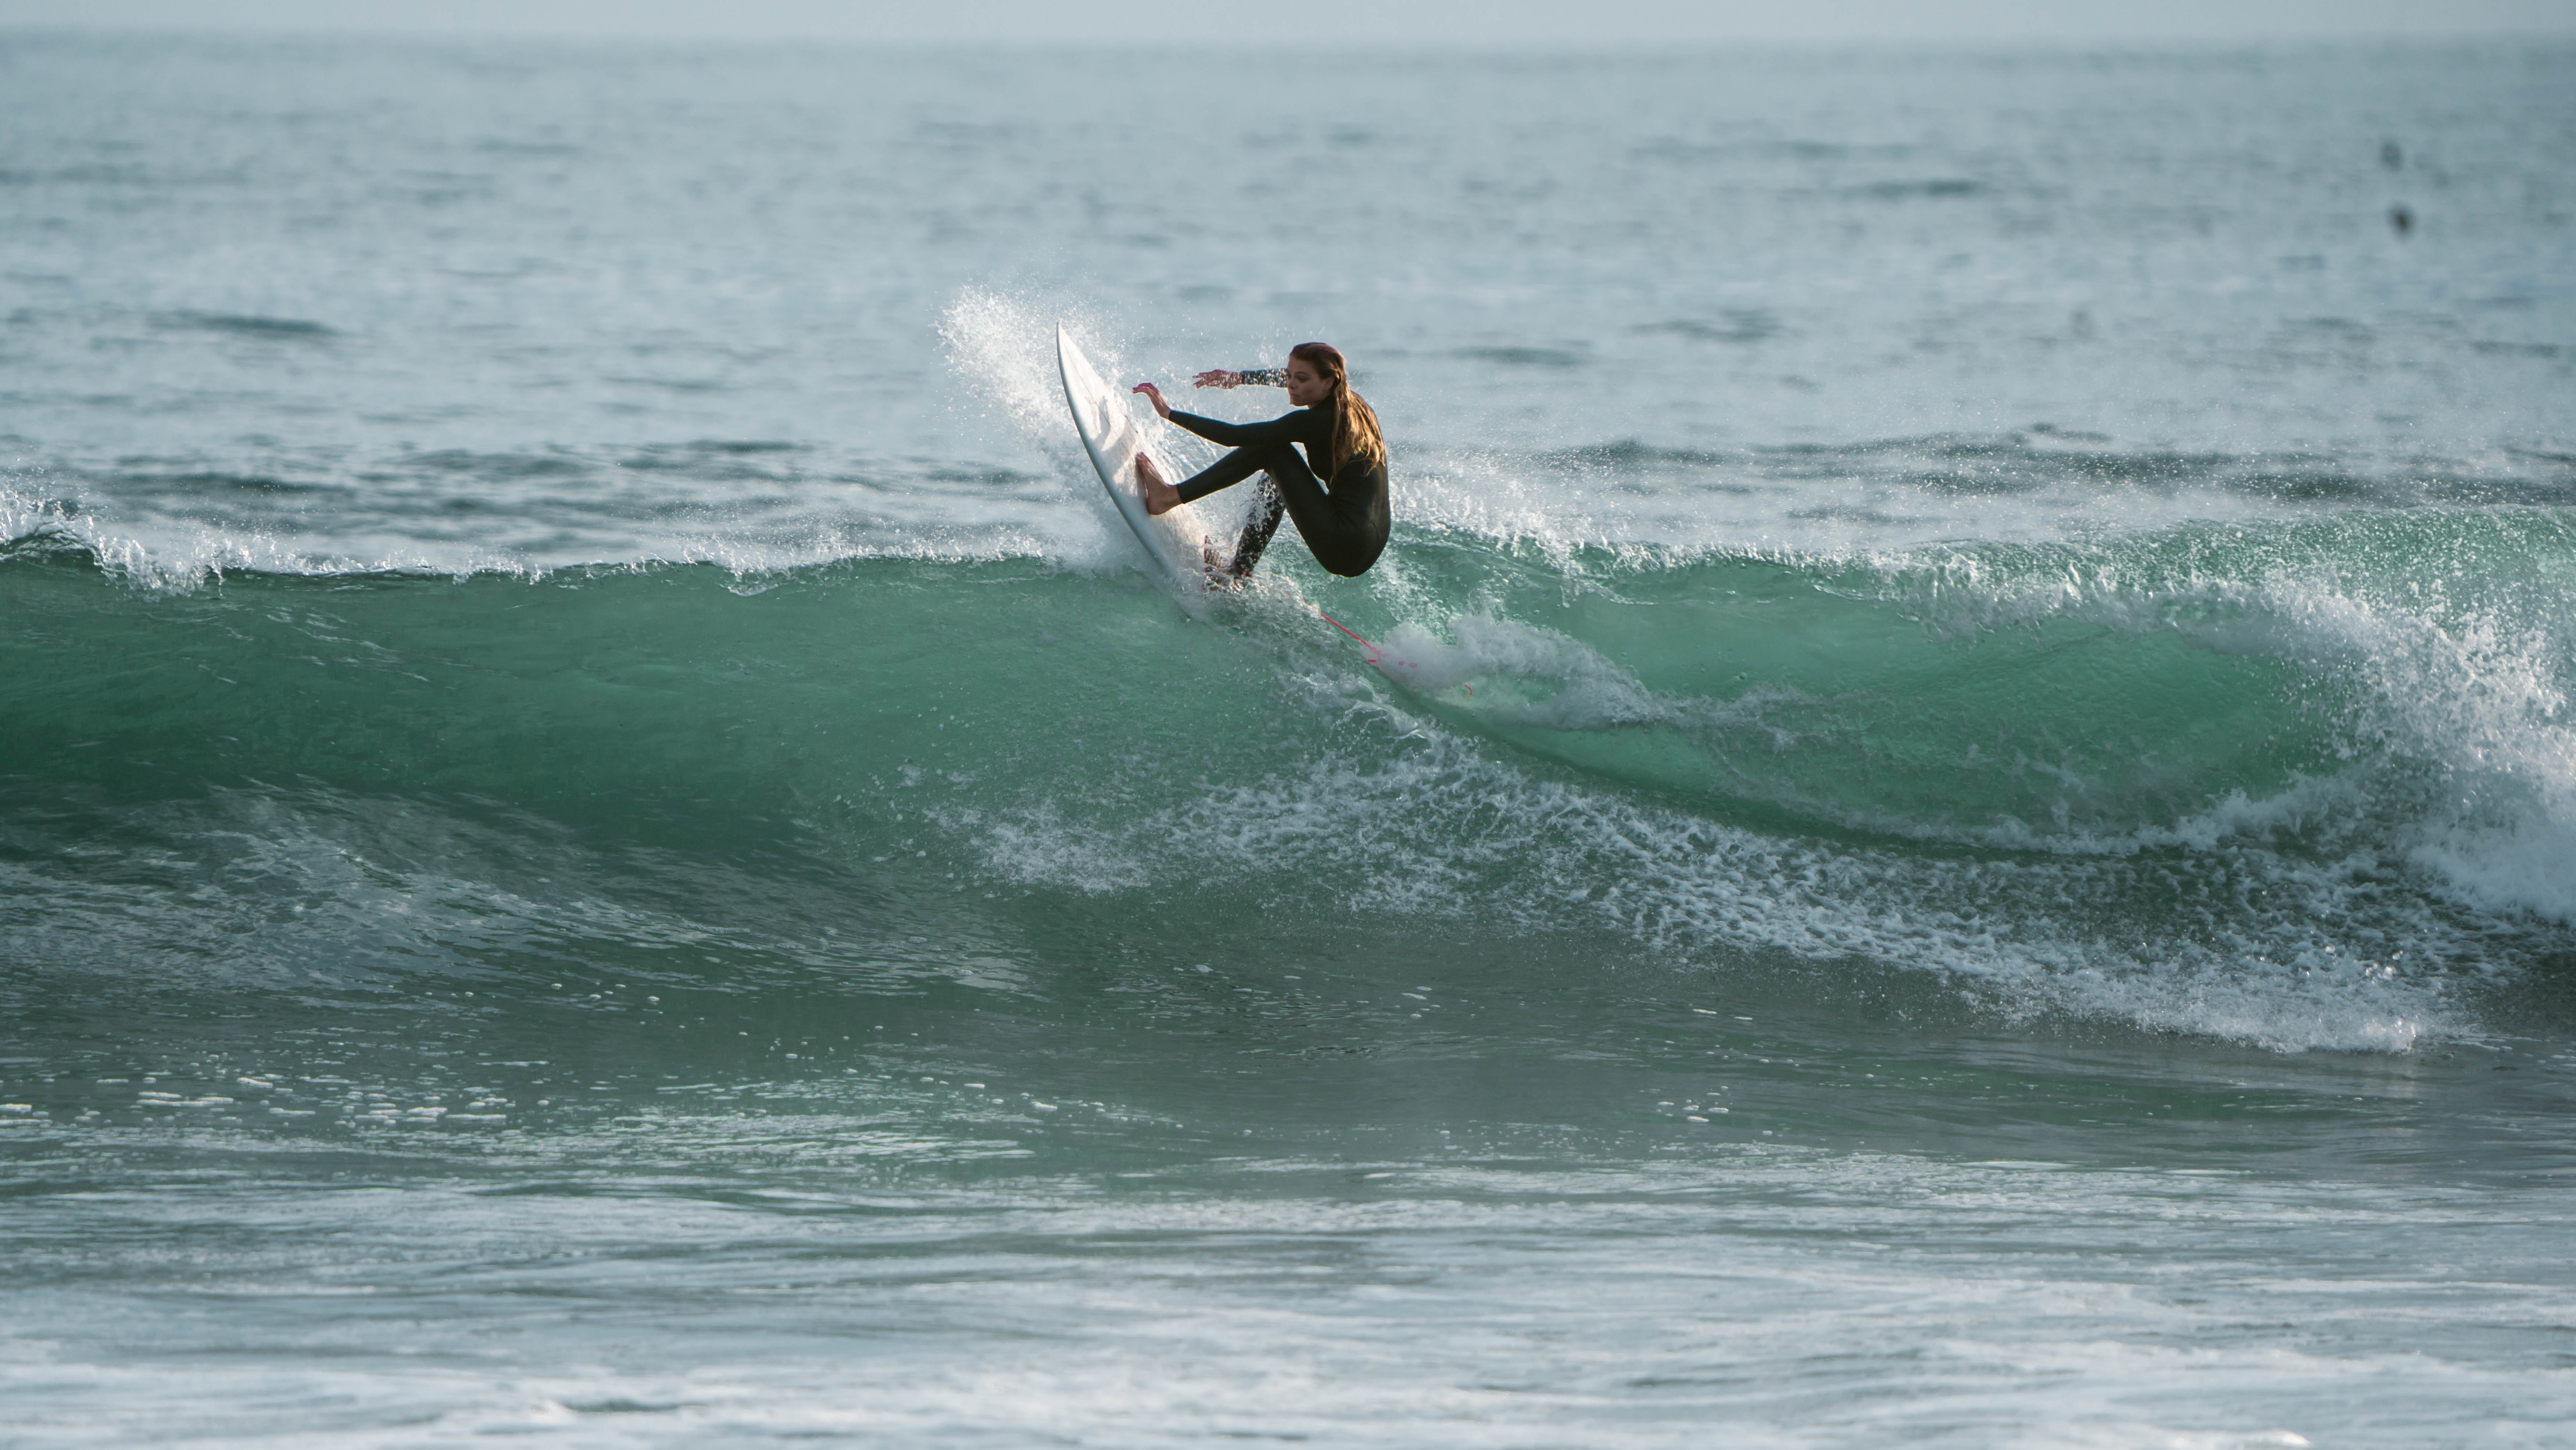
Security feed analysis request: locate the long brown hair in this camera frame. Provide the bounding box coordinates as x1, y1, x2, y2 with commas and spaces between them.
1290, 342, 1385, 476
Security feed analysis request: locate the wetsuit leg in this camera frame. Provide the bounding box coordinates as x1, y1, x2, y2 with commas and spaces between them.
1256, 449, 1382, 577
1176, 442, 1380, 578
1172, 442, 1284, 505
1225, 478, 1285, 580
1175, 444, 1287, 578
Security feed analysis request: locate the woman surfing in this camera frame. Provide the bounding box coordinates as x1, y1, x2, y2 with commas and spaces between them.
1130, 342, 1389, 582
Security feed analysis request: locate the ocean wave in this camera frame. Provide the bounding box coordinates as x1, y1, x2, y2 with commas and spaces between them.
6, 534, 2567, 1051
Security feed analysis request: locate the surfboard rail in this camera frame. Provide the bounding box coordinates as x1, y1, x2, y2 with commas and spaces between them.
1056, 326, 1207, 588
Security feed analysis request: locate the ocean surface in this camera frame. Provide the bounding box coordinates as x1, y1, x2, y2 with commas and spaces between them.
5, 30, 2575, 1447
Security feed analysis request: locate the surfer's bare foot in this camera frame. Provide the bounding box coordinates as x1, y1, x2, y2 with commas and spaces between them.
1135, 454, 1181, 516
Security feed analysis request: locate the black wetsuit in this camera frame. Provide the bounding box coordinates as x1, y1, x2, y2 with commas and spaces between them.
1167, 376, 1389, 579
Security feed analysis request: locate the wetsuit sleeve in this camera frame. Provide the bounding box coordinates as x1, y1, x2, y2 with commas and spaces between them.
1235, 369, 1285, 386
1167, 410, 1316, 449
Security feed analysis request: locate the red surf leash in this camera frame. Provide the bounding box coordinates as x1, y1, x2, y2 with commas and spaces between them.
1312, 607, 1463, 692
1314, 607, 1381, 664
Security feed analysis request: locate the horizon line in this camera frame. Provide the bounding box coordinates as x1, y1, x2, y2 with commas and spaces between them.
7, 22, 2575, 51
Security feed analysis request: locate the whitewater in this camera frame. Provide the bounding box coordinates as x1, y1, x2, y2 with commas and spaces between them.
4, 31, 2573, 1449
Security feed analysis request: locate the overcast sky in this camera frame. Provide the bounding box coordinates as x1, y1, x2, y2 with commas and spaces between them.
7, 0, 2574, 46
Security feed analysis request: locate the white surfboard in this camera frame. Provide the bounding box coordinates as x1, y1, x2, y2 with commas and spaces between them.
1057, 326, 1210, 588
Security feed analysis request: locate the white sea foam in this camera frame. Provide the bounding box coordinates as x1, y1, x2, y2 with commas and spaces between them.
0, 479, 473, 589
1368, 613, 1679, 730
966, 710, 2475, 1053
1387, 436, 2418, 566
0, 472, 1087, 589
10, 1144, 2564, 1448
1895, 541, 2576, 926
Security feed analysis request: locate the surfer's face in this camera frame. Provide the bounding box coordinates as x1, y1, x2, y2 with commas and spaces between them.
1283, 359, 1330, 408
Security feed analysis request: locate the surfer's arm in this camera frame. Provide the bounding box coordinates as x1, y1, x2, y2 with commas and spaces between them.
1192, 369, 1285, 388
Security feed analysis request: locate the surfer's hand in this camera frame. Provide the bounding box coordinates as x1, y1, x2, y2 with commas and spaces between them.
1192, 370, 1241, 389
1135, 453, 1180, 516
1131, 382, 1174, 420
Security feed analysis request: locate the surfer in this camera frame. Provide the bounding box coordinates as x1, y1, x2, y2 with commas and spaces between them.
1129, 342, 1389, 581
